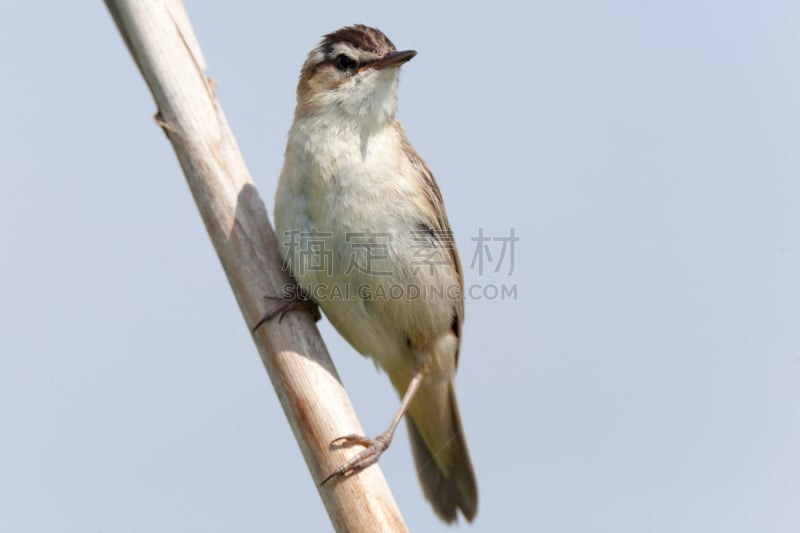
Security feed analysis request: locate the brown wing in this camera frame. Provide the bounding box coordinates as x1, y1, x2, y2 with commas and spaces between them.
395, 121, 465, 363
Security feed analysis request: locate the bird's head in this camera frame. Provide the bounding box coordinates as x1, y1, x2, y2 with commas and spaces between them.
295, 25, 416, 128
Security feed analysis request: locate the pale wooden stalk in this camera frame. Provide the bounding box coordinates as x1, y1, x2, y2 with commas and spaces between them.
103, 1, 408, 531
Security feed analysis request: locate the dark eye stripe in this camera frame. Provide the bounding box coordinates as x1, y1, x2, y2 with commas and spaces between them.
335, 54, 357, 71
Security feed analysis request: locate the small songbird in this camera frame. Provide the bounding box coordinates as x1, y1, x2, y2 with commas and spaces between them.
274, 25, 478, 523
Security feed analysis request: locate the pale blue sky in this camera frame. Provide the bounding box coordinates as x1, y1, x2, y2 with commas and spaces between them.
1, 1, 798, 532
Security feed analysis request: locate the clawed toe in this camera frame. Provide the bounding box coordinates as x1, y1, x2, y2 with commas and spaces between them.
330, 434, 374, 448
251, 292, 319, 332
320, 434, 391, 486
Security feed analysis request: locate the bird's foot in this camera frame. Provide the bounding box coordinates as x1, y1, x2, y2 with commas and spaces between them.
251, 288, 319, 332
320, 433, 392, 485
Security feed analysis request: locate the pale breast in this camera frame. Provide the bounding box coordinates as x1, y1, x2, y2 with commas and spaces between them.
274, 118, 459, 362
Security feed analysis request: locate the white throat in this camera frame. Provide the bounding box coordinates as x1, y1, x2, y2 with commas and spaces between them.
312, 68, 400, 134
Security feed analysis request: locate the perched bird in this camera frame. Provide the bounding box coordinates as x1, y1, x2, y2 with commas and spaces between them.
274, 24, 477, 523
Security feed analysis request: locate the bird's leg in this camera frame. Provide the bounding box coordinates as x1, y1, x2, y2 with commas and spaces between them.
321, 362, 428, 485
251, 284, 320, 333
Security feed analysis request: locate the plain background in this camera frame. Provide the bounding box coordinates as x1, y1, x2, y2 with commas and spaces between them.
1, 1, 798, 531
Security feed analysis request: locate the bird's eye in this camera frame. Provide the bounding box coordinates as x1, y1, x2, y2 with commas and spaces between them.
336, 54, 357, 71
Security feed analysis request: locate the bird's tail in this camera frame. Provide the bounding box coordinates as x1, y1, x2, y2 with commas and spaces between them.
406, 383, 478, 523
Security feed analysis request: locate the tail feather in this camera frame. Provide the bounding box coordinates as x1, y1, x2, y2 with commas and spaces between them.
406, 385, 478, 523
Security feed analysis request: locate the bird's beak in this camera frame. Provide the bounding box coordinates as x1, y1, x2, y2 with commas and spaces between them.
361, 50, 417, 72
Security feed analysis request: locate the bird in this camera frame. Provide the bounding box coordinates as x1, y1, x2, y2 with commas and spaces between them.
273, 24, 477, 523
